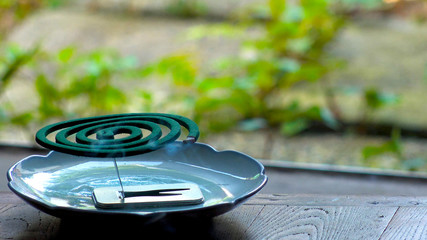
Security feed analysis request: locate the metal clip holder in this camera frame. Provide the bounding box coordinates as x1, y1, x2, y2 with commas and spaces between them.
92, 183, 204, 209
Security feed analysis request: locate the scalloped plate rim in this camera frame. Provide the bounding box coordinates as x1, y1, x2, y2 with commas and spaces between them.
7, 142, 268, 220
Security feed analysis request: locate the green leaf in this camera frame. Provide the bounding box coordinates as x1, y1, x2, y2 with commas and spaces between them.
339, 86, 362, 95
139, 90, 152, 101
390, 128, 403, 157
378, 92, 399, 105
35, 74, 63, 118
10, 112, 33, 126
362, 129, 403, 160
4, 44, 23, 62
86, 61, 102, 77
103, 87, 127, 110
185, 24, 245, 40
402, 158, 427, 171
269, 0, 286, 20
239, 118, 267, 131
57, 47, 75, 63
282, 5, 305, 22
364, 88, 399, 110
0, 107, 8, 123
139, 90, 153, 112
288, 37, 312, 54
298, 64, 324, 82
280, 118, 309, 136
116, 56, 138, 70
361, 145, 389, 160
47, 0, 64, 8
234, 76, 257, 90
302, 106, 322, 120
35, 74, 58, 97
1, 44, 38, 89
195, 96, 226, 112
277, 58, 300, 73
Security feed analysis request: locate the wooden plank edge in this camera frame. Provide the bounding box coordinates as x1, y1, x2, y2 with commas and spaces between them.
248, 194, 427, 207
3, 191, 427, 207
261, 159, 427, 180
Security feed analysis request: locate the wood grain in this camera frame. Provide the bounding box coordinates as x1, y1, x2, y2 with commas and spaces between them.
0, 204, 60, 240
0, 192, 25, 204
379, 207, 427, 240
244, 206, 397, 240
2, 192, 427, 240
0, 198, 264, 240
211, 205, 265, 239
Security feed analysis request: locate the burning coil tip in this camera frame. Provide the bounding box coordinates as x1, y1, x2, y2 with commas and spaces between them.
183, 136, 196, 144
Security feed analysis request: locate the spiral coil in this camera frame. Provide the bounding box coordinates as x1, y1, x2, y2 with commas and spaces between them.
35, 113, 200, 157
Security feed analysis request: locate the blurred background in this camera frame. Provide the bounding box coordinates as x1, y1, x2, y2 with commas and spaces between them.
1, 0, 427, 173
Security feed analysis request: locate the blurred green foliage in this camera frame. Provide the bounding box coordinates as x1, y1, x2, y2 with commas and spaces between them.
362, 128, 427, 171
0, 44, 38, 94
0, 45, 142, 138
33, 47, 140, 121
362, 128, 403, 164
334, 0, 385, 10
0, 0, 425, 171
0, 44, 39, 127
0, 0, 63, 40
167, 0, 207, 18
145, 0, 344, 134
364, 88, 399, 110
362, 87, 400, 122
0, 0, 347, 137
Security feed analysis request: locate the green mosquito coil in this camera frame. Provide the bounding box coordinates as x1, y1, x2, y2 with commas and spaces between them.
35, 113, 200, 158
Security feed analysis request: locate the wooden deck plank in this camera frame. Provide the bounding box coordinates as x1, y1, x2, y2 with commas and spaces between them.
0, 194, 265, 239
211, 205, 265, 239
3, 192, 427, 239
4, 191, 427, 206
379, 207, 427, 240
0, 201, 398, 240
0, 204, 61, 240
244, 205, 397, 240
249, 194, 427, 207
